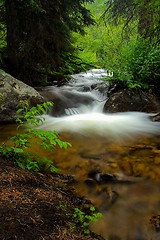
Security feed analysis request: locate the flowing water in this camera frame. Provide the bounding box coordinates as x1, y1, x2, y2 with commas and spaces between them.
0, 69, 160, 240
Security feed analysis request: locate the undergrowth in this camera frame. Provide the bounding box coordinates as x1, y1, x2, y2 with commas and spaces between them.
69, 206, 102, 235
0, 100, 71, 172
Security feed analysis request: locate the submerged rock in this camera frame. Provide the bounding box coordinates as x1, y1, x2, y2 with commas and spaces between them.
88, 170, 143, 184
0, 72, 45, 123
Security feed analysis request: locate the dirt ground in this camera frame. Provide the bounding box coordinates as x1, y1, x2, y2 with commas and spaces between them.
0, 157, 104, 240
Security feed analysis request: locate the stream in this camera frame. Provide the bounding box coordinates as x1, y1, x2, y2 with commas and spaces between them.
0, 69, 160, 240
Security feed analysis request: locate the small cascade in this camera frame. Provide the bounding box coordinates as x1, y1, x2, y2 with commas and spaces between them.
1, 69, 159, 240
32, 70, 160, 240
38, 69, 160, 140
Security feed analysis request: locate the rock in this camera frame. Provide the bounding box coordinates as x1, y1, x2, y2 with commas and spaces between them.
88, 170, 143, 184
0, 72, 45, 123
100, 173, 117, 182
88, 170, 117, 183
104, 89, 160, 113
150, 112, 160, 122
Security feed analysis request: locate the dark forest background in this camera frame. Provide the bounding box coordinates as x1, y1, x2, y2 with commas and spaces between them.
0, 0, 160, 92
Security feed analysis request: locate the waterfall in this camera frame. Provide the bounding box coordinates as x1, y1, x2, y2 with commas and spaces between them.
38, 69, 160, 139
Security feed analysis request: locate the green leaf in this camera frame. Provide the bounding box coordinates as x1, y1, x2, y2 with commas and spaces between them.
0, 101, 71, 174
14, 148, 24, 153
90, 206, 95, 211
17, 162, 26, 169
39, 157, 48, 165
49, 165, 59, 173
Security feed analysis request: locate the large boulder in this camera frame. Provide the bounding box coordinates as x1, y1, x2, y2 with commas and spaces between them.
104, 88, 160, 113
0, 72, 45, 123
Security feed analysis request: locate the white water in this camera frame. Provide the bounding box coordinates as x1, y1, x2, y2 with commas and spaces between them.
40, 112, 160, 139
38, 69, 160, 139
35, 70, 160, 240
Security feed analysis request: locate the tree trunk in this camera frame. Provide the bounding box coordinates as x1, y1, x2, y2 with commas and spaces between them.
138, 0, 153, 39
5, 0, 19, 77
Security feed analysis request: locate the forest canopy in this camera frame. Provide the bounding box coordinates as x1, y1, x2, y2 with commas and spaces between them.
0, 0, 94, 85
0, 0, 160, 91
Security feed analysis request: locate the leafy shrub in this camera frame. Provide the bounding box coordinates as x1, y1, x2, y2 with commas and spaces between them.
0, 100, 71, 172
71, 207, 102, 234
125, 38, 160, 88
112, 38, 160, 90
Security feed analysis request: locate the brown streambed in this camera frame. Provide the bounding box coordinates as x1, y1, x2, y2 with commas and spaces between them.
0, 124, 160, 240
50, 133, 160, 240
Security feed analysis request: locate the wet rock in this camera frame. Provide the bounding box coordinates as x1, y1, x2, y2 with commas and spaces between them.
88, 170, 143, 184
100, 173, 117, 182
150, 112, 160, 122
88, 170, 102, 182
37, 86, 96, 117
0, 72, 45, 123
104, 89, 160, 113
91, 82, 110, 97
88, 170, 118, 183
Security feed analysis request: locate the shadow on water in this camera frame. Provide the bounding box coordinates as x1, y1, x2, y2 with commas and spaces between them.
1, 69, 160, 240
